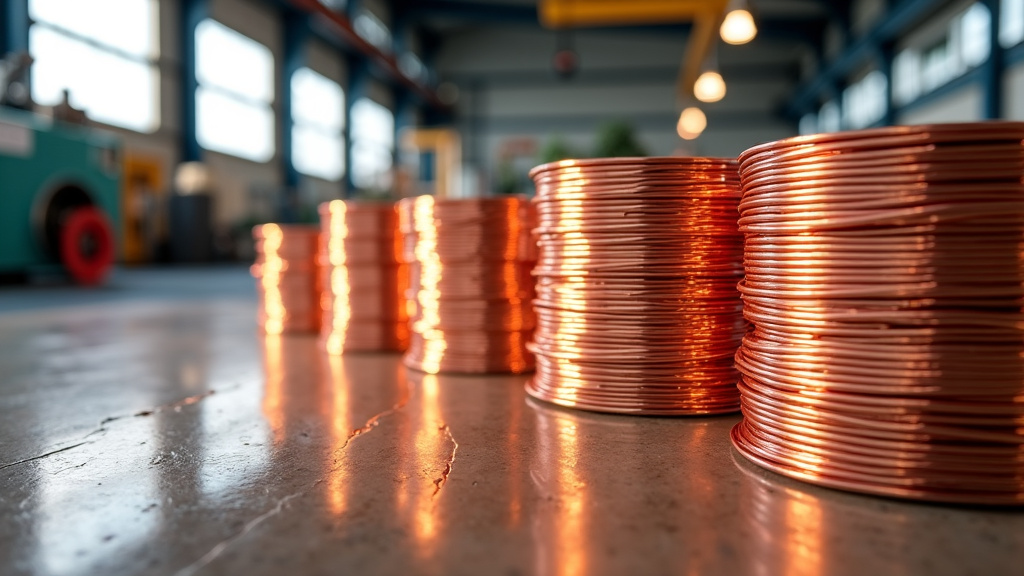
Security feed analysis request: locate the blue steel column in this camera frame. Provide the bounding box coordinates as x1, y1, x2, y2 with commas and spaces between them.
342, 0, 363, 197
982, 0, 1004, 118
345, 55, 368, 196
2, 0, 28, 54
391, 12, 415, 152
281, 10, 308, 220
179, 0, 207, 162
879, 41, 896, 126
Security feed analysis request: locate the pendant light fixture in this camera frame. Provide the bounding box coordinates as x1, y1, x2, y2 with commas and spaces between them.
720, 0, 757, 45
677, 106, 707, 140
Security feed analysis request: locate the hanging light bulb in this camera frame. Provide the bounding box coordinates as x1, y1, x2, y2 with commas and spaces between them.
694, 71, 726, 103
677, 107, 706, 140
720, 1, 757, 45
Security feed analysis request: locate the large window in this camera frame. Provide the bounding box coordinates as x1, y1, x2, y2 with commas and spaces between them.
195, 19, 275, 162
893, 2, 991, 106
1002, 0, 1024, 47
843, 70, 887, 129
29, 0, 159, 132
291, 67, 345, 181
817, 100, 841, 133
350, 98, 394, 191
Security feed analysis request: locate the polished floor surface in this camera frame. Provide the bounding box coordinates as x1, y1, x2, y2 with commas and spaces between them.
1, 268, 1023, 576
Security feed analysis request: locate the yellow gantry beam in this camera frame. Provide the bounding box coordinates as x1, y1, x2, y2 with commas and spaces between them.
539, 0, 730, 102
540, 0, 725, 28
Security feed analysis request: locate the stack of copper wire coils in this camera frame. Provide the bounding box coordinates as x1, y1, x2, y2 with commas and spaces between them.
251, 224, 320, 334
398, 195, 536, 374
527, 158, 746, 415
318, 200, 409, 354
731, 122, 1024, 505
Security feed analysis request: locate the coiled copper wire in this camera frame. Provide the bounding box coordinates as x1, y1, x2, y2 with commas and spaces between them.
318, 200, 409, 353
526, 157, 746, 415
731, 122, 1024, 505
398, 195, 536, 374
251, 223, 320, 334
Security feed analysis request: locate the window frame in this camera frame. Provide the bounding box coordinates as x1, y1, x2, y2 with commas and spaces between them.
28, 0, 161, 133
193, 18, 276, 163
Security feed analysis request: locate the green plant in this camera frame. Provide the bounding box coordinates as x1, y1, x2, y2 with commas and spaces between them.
496, 160, 521, 195
538, 136, 577, 165
593, 121, 647, 158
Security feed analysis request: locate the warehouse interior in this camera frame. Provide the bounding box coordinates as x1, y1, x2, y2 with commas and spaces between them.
2, 0, 1024, 574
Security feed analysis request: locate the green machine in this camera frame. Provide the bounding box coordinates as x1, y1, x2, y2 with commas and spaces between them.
0, 106, 121, 284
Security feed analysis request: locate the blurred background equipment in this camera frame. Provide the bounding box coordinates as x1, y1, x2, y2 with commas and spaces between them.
121, 154, 165, 264
169, 161, 214, 263
0, 100, 120, 285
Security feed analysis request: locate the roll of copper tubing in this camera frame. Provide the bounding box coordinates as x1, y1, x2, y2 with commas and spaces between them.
318, 200, 409, 354
398, 195, 536, 374
525, 157, 745, 415
731, 122, 1024, 505
251, 224, 321, 334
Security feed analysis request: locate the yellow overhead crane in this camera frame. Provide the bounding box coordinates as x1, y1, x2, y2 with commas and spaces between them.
538, 0, 732, 101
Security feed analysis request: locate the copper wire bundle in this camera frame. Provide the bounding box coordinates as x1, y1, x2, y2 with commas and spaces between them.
398, 195, 536, 374
731, 122, 1024, 505
251, 224, 320, 334
526, 158, 746, 415
318, 200, 409, 354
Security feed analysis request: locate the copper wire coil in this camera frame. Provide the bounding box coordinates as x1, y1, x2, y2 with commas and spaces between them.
409, 299, 536, 332
526, 157, 745, 415
526, 356, 739, 415
252, 224, 321, 334
405, 330, 534, 374
401, 228, 537, 263
408, 261, 535, 299
320, 321, 409, 353
318, 238, 402, 267
319, 200, 408, 354
731, 121, 1024, 505
398, 195, 536, 374
319, 200, 400, 239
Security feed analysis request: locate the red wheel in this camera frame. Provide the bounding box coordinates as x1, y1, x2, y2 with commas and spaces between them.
59, 206, 115, 286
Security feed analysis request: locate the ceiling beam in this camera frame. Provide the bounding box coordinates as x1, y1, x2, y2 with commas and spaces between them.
284, 0, 447, 108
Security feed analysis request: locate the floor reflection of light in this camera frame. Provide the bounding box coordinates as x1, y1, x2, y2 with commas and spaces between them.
326, 353, 350, 516
556, 412, 585, 576
261, 333, 285, 446
533, 404, 586, 576
35, 419, 159, 575
784, 488, 823, 576
414, 373, 443, 551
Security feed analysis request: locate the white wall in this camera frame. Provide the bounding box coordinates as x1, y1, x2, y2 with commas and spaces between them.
897, 85, 984, 124
1005, 62, 1024, 120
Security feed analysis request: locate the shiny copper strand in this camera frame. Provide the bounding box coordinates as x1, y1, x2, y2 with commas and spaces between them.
397, 195, 536, 374
251, 224, 321, 334
318, 200, 409, 354
525, 157, 746, 415
731, 121, 1024, 505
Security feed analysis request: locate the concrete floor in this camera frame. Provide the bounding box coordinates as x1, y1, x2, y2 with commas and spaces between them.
1, 268, 1023, 576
